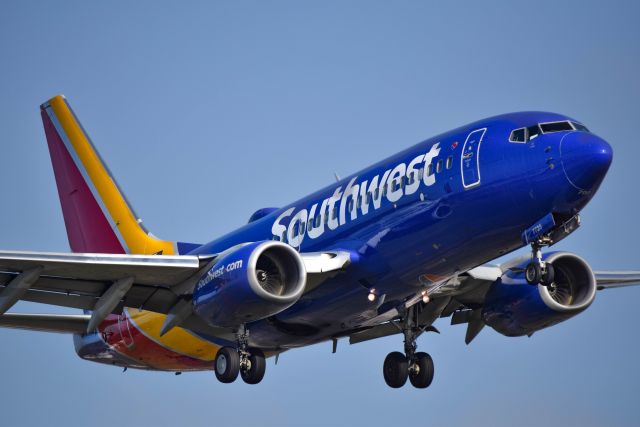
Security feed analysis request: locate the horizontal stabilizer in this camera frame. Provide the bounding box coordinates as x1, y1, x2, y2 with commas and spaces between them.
0, 313, 90, 334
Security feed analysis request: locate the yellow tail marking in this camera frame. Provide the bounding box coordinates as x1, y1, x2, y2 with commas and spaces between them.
48, 95, 174, 255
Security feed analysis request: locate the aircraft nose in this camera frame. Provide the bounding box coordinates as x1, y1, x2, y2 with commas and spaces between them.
560, 132, 613, 192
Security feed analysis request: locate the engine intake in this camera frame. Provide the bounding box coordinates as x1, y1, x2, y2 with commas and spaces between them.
539, 254, 595, 312
482, 252, 596, 337
192, 241, 306, 327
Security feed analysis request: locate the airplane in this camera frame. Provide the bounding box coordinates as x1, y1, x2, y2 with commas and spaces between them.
0, 94, 638, 389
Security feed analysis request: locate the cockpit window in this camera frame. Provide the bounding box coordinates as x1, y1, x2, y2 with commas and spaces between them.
572, 122, 589, 132
527, 125, 541, 140
540, 121, 574, 133
510, 120, 590, 144
509, 128, 526, 143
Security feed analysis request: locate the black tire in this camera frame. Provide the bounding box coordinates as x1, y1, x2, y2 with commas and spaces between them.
409, 352, 434, 389
541, 263, 555, 286
214, 346, 240, 383
383, 351, 408, 388
525, 262, 542, 285
241, 349, 266, 385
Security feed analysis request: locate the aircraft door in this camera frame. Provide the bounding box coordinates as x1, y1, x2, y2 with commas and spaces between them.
461, 128, 486, 189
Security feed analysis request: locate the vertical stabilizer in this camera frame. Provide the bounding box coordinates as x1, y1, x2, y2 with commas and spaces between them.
40, 95, 176, 255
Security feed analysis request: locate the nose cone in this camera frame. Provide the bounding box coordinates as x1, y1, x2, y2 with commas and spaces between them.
560, 132, 613, 193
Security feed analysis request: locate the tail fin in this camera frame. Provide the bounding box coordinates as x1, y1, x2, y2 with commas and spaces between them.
40, 95, 177, 255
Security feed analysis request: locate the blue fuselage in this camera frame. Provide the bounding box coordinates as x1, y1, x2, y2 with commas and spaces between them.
191, 111, 612, 349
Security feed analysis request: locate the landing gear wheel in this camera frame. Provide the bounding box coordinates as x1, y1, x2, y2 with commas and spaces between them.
525, 262, 542, 285
409, 352, 434, 389
383, 351, 408, 388
215, 346, 240, 383
240, 349, 266, 385
541, 263, 555, 286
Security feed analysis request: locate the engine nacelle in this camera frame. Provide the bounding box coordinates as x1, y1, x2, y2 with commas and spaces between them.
482, 252, 596, 337
192, 241, 306, 328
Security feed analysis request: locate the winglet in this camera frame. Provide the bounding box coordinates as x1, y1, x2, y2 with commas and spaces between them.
40, 95, 177, 255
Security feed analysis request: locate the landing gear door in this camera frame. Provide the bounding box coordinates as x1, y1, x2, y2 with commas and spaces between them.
461, 128, 486, 189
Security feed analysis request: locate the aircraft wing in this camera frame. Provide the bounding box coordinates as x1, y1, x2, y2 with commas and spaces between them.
435, 265, 640, 345
348, 265, 640, 347
593, 271, 640, 289
0, 249, 351, 335
433, 266, 640, 291
0, 250, 214, 318
0, 313, 90, 334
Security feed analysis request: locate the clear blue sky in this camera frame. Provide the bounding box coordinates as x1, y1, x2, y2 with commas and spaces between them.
1, 1, 639, 426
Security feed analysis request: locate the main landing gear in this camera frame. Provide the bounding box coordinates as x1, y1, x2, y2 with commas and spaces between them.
383, 304, 435, 389
525, 240, 555, 286
214, 325, 266, 385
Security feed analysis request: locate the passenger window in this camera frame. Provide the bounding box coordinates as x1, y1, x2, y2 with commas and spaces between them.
374, 188, 379, 199
510, 128, 526, 143
436, 160, 443, 173
315, 214, 321, 228
299, 221, 306, 235
446, 156, 453, 170
348, 199, 354, 212
418, 168, 424, 180
332, 206, 337, 220
427, 164, 433, 176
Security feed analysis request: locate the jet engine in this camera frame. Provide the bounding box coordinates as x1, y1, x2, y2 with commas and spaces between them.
192, 241, 306, 327
482, 252, 596, 337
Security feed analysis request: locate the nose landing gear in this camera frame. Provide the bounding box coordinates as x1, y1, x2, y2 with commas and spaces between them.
525, 241, 555, 286
382, 304, 436, 389
214, 325, 266, 385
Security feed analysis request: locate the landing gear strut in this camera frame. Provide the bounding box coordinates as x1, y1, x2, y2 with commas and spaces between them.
383, 304, 435, 389
525, 240, 555, 286
214, 325, 266, 385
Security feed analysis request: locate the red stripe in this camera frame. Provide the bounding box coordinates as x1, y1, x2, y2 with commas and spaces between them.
99, 314, 212, 371
41, 109, 125, 254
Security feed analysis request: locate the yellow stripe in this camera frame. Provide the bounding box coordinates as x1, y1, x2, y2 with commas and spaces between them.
127, 309, 219, 361
48, 95, 175, 256
49, 96, 222, 360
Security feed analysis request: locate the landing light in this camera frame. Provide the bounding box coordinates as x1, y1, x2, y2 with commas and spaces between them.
368, 289, 376, 302
421, 290, 430, 304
